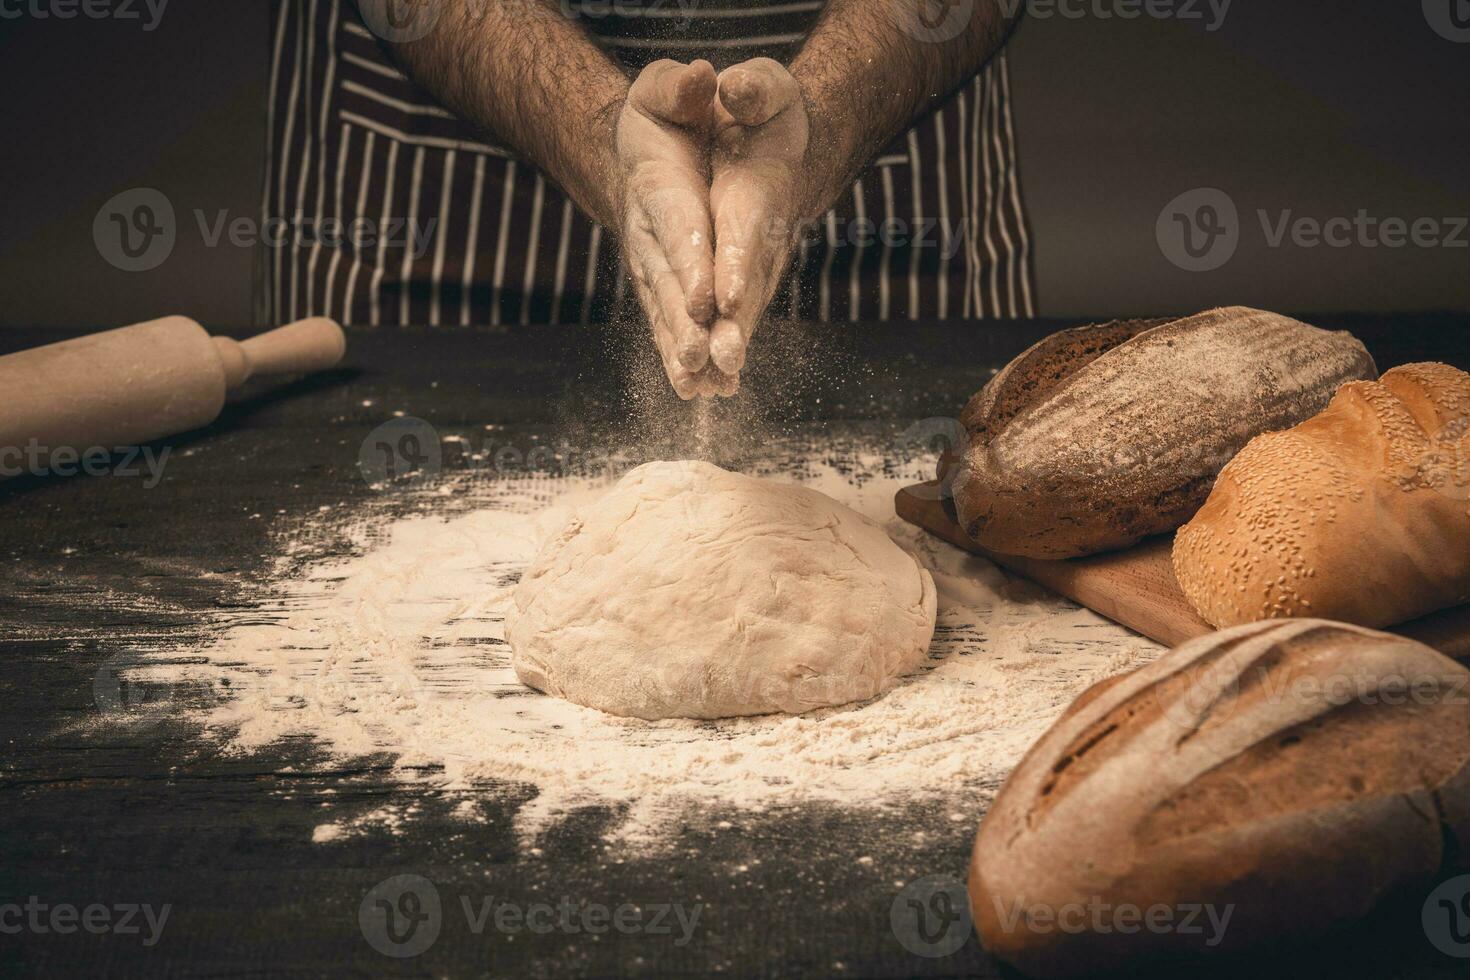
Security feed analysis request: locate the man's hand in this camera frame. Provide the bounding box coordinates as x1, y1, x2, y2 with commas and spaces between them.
619, 57, 811, 398
707, 59, 811, 381
616, 60, 737, 399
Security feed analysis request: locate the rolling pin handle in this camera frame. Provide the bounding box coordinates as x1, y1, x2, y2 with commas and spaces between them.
213, 337, 250, 388
213, 317, 347, 390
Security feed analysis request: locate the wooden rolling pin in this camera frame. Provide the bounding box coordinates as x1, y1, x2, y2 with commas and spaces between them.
0, 316, 346, 473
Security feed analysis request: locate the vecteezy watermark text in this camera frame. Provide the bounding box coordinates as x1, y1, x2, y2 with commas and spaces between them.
999, 0, 1232, 30
889, 876, 1232, 959
358, 418, 632, 489
1257, 210, 1470, 251
1158, 187, 1468, 272
0, 898, 171, 946
0, 0, 168, 31
1155, 652, 1470, 736
988, 895, 1234, 946
193, 213, 438, 257
0, 441, 169, 487
895, 0, 1232, 43
95, 187, 436, 274
460, 895, 701, 944
358, 875, 702, 959
563, 0, 698, 31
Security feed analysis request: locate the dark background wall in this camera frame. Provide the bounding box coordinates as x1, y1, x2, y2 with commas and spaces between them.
0, 0, 1466, 329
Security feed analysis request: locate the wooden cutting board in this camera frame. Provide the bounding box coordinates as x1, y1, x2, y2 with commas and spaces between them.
896, 481, 1470, 663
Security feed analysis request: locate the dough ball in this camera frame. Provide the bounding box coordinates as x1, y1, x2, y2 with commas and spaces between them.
506, 461, 938, 720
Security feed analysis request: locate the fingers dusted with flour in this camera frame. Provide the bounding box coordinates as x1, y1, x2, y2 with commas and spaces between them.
624, 60, 718, 328
618, 60, 726, 395
629, 247, 700, 400
628, 249, 736, 401
709, 59, 810, 381
636, 57, 717, 126
716, 59, 788, 128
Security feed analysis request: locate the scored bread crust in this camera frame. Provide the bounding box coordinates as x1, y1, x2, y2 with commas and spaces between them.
1173, 362, 1470, 629
938, 318, 1164, 495
959, 318, 1167, 444
952, 307, 1377, 559
937, 318, 1164, 494
969, 619, 1470, 978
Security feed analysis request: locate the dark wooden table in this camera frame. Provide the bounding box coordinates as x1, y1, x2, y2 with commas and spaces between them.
2, 315, 1468, 979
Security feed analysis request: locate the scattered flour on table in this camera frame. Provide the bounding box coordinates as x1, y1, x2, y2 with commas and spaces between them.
130, 449, 1161, 849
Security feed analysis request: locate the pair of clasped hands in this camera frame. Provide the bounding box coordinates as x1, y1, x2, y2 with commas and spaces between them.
616, 57, 810, 399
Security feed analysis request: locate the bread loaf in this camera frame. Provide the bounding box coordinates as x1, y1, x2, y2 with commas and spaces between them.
969, 619, 1470, 978
1174, 362, 1470, 629
936, 316, 1167, 493
951, 308, 1377, 559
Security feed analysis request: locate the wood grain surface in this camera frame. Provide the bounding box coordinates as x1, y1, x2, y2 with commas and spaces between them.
896, 482, 1470, 662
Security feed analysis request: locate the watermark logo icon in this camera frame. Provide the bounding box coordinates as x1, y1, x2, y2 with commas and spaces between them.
361, 0, 443, 43
891, 875, 973, 958
360, 875, 442, 958
1157, 187, 1239, 272
1423, 875, 1470, 957
1411, 416, 1470, 502
94, 188, 175, 273
1155, 649, 1242, 735
1424, 0, 1470, 42
895, 417, 966, 501
894, 0, 975, 43
93, 651, 176, 727
359, 418, 442, 487
897, 417, 966, 459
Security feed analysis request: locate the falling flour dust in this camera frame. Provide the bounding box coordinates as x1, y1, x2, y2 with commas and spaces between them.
122, 443, 1161, 851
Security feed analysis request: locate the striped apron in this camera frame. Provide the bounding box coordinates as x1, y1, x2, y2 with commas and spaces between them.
260, 0, 1036, 328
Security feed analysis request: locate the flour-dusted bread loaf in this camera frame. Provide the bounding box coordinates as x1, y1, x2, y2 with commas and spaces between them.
1174, 362, 1470, 629
969, 619, 1470, 978
950, 308, 1377, 559
936, 316, 1167, 492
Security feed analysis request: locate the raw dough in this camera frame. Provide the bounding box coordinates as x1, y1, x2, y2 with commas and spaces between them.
506, 461, 938, 720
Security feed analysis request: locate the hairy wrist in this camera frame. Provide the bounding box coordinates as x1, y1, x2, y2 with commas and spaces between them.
383, 0, 630, 230
788, 0, 1020, 221
582, 91, 630, 230
788, 69, 862, 224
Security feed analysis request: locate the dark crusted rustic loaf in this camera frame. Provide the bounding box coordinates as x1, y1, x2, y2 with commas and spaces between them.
937, 318, 1166, 492
951, 307, 1377, 559
968, 619, 1470, 978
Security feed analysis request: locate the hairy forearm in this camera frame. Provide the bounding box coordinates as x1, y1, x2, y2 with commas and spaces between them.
360, 0, 629, 228
788, 0, 1021, 220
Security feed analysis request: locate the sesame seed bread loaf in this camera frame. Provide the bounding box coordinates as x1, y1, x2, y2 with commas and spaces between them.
1173, 362, 1470, 629
951, 308, 1377, 559
969, 619, 1470, 978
